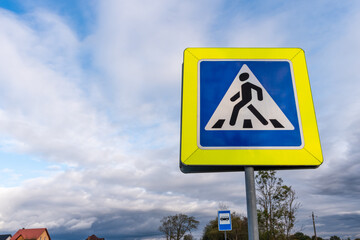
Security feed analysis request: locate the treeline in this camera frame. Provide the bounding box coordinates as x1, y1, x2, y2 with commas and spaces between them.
202, 212, 248, 240
158, 170, 357, 240
202, 212, 358, 240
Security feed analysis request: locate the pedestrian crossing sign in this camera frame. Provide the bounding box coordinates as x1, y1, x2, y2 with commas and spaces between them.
201, 60, 301, 148
180, 48, 323, 173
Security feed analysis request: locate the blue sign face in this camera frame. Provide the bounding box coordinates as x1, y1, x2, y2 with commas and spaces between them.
218, 210, 232, 231
199, 60, 303, 149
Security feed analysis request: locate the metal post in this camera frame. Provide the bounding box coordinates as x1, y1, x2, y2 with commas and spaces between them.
224, 230, 227, 240
312, 212, 317, 240
245, 166, 259, 240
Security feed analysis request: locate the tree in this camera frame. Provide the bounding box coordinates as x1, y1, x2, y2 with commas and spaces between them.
329, 236, 341, 240
281, 185, 300, 239
291, 232, 311, 240
202, 212, 248, 240
311, 236, 323, 240
256, 170, 300, 240
159, 213, 199, 240
202, 218, 222, 240
184, 234, 194, 240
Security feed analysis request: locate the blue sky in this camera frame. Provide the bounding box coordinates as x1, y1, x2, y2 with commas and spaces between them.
0, 1, 360, 240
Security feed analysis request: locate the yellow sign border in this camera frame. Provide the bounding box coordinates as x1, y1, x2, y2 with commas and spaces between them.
180, 48, 323, 172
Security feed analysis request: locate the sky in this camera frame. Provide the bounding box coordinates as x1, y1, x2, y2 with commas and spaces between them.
0, 0, 359, 239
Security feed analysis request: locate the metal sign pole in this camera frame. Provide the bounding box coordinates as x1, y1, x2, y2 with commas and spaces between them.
224, 230, 227, 240
245, 166, 259, 240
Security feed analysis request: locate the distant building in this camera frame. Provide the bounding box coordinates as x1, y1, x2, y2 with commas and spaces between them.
86, 235, 104, 240
0, 235, 12, 240
10, 228, 51, 240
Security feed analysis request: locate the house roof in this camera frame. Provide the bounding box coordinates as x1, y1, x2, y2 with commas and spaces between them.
86, 235, 104, 240
0, 235, 12, 240
10, 228, 50, 240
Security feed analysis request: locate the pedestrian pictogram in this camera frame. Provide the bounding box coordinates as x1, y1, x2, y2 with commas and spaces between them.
205, 64, 294, 131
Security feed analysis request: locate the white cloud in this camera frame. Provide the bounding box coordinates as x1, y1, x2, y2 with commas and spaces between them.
0, 168, 227, 233
0, 3, 233, 236
0, 9, 131, 168
87, 0, 220, 123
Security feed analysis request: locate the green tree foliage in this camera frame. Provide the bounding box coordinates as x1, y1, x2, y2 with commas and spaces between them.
159, 213, 199, 240
184, 234, 194, 240
329, 236, 341, 240
290, 232, 311, 240
202, 218, 223, 240
256, 170, 300, 240
281, 185, 300, 238
202, 212, 248, 240
311, 236, 323, 240
289, 232, 324, 240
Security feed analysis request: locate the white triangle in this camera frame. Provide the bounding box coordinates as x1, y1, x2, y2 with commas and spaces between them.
205, 64, 294, 131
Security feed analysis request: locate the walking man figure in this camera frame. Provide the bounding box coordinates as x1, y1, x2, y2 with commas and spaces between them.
230, 72, 267, 126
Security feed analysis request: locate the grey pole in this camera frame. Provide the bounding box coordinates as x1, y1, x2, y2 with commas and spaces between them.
312, 212, 317, 240
245, 166, 259, 240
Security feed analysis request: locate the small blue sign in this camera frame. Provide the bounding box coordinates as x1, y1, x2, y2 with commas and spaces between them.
218, 210, 232, 231
199, 60, 303, 149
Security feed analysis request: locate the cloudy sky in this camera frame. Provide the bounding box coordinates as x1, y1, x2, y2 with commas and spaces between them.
0, 0, 359, 239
